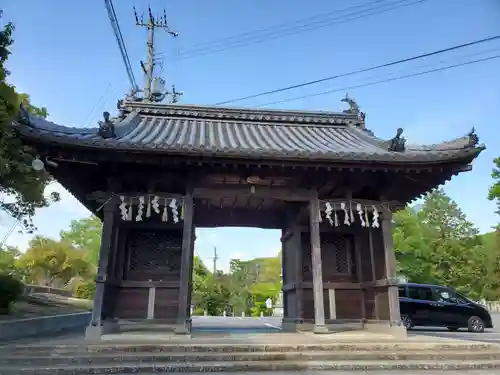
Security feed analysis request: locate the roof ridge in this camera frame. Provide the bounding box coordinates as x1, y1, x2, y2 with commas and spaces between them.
118, 100, 365, 126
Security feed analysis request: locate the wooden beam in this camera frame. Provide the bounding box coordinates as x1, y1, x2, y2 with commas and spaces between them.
193, 186, 316, 201
194, 207, 283, 229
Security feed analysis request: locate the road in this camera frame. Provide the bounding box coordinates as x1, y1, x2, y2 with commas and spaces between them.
191, 313, 500, 343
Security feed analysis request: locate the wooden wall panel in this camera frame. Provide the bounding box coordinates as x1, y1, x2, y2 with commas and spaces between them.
371, 228, 386, 280
335, 289, 362, 319
114, 287, 148, 319
363, 289, 376, 320
302, 289, 314, 320
154, 288, 179, 320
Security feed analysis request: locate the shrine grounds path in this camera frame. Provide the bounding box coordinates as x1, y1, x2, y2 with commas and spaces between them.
3, 313, 500, 345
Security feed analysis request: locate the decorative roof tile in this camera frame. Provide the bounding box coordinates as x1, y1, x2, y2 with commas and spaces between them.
14, 102, 485, 164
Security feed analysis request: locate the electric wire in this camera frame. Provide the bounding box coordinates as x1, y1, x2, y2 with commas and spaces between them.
156, 0, 427, 60
82, 83, 112, 127
104, 0, 139, 92
214, 35, 500, 106
253, 54, 500, 108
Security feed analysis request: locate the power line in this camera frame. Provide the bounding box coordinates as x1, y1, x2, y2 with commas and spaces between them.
104, 0, 139, 93
156, 0, 427, 60
174, 0, 387, 51
253, 54, 500, 108
82, 83, 112, 127
214, 35, 500, 106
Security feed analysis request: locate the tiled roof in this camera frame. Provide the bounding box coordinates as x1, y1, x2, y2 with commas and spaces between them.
14, 101, 484, 164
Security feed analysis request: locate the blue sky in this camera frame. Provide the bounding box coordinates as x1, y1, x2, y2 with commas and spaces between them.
1, 0, 499, 271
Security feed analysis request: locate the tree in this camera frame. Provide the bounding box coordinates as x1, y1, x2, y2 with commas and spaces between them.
394, 189, 486, 300
488, 157, 500, 224
16, 236, 92, 287
0, 244, 20, 274
0, 18, 58, 232
60, 216, 102, 266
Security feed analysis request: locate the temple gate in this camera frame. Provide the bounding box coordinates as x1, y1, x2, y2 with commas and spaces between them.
13, 97, 484, 340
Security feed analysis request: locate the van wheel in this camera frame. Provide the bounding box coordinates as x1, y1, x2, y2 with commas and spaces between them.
401, 314, 413, 330
468, 316, 485, 333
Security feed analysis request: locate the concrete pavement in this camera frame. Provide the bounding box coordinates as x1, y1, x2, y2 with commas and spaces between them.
5, 313, 500, 345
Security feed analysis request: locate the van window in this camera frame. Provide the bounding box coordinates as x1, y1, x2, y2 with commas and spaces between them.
398, 286, 406, 297
434, 287, 467, 304
408, 286, 435, 301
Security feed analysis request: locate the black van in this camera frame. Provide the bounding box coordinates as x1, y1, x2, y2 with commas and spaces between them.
399, 283, 493, 333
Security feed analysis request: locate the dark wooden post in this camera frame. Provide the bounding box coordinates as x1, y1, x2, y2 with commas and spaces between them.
308, 198, 327, 333
175, 187, 194, 334
381, 210, 401, 326
85, 199, 116, 340
293, 225, 304, 322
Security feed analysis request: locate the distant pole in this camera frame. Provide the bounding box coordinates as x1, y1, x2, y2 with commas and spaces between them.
134, 6, 178, 101
212, 246, 219, 275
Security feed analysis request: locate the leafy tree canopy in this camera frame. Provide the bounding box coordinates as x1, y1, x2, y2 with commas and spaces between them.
0, 18, 58, 232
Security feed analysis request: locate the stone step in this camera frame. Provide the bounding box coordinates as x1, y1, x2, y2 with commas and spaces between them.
1, 341, 496, 355
1, 359, 500, 374
1, 349, 500, 366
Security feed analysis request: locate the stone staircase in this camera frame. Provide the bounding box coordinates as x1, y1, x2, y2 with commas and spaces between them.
1, 341, 500, 373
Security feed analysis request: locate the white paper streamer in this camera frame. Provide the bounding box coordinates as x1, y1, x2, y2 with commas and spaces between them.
135, 196, 145, 221
151, 196, 160, 214
325, 202, 334, 226
119, 196, 128, 221
341, 202, 350, 226
356, 203, 366, 227
372, 205, 380, 228
170, 198, 179, 223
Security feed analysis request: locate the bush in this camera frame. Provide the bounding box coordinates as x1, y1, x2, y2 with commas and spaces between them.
74, 279, 96, 300
0, 274, 24, 314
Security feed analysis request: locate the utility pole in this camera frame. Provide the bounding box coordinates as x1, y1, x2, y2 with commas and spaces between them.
134, 6, 178, 102
212, 246, 219, 275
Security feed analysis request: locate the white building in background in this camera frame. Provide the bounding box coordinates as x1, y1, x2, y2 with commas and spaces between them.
273, 292, 284, 317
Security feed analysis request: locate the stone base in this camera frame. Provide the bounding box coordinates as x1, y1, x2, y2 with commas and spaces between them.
173, 318, 192, 335
363, 320, 407, 339
85, 321, 119, 342
313, 324, 330, 334
173, 325, 190, 335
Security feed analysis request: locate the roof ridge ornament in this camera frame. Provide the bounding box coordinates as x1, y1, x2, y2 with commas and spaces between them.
388, 128, 406, 152
98, 111, 116, 139
467, 127, 479, 147
341, 93, 366, 127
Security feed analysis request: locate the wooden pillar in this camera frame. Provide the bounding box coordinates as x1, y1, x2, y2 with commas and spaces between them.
175, 187, 194, 334
381, 211, 401, 326
293, 225, 304, 322
86, 200, 116, 340
308, 198, 327, 332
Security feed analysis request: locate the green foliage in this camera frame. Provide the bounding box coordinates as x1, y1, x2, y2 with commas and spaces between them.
0, 245, 20, 274
16, 236, 92, 287
489, 157, 500, 223
74, 279, 96, 300
191, 253, 282, 316
0, 274, 23, 314
0, 18, 57, 231
394, 189, 493, 301
60, 216, 102, 266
